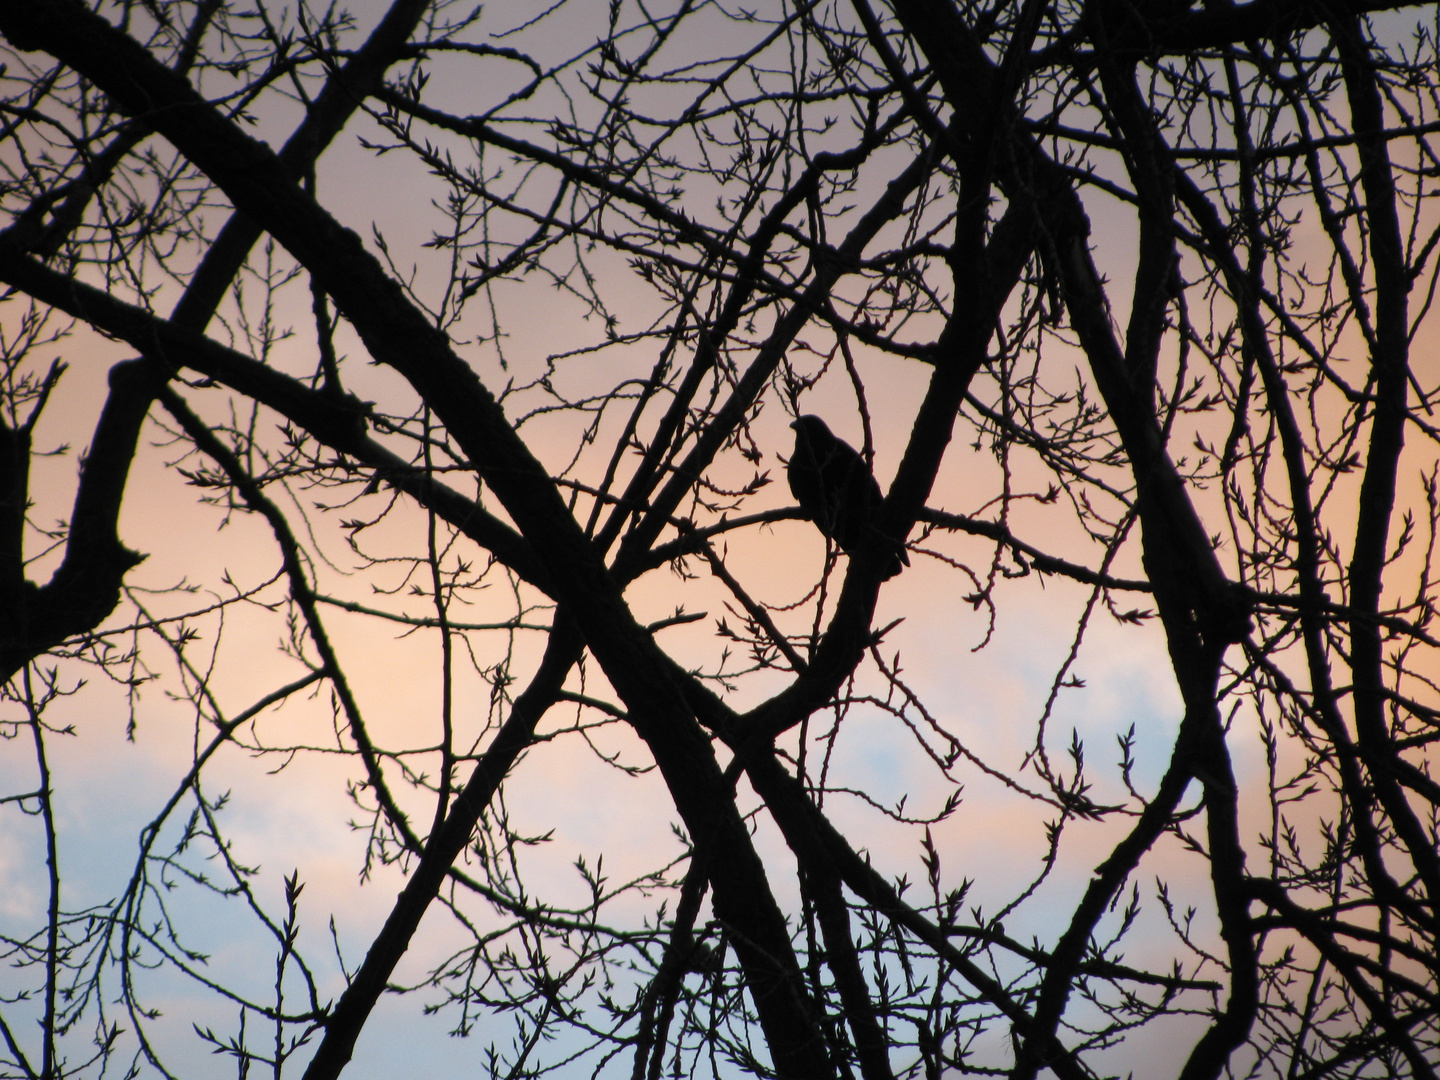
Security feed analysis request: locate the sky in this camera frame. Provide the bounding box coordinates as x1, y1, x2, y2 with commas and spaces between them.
3, 1, 1438, 1078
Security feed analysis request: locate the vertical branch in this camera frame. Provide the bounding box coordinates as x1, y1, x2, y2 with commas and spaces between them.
423, 407, 456, 840
21, 667, 60, 1080
634, 844, 711, 1080
1332, 14, 1440, 905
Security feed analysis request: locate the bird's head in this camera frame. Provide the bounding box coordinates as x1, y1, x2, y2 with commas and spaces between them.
790, 414, 835, 446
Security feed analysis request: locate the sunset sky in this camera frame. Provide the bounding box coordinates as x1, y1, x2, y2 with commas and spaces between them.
3, 1, 1438, 1077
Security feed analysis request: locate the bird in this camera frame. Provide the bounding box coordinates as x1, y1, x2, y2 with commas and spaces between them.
787, 414, 909, 579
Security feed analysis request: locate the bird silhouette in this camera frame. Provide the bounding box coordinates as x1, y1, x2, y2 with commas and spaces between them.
788, 415, 908, 579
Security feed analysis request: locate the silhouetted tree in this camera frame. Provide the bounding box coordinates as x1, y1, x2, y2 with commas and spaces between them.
1, 1, 1437, 1077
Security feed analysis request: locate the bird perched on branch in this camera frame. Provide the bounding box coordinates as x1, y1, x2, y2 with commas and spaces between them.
788, 414, 909, 579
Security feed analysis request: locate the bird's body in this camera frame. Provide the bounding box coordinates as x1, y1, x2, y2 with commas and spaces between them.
788, 415, 908, 579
